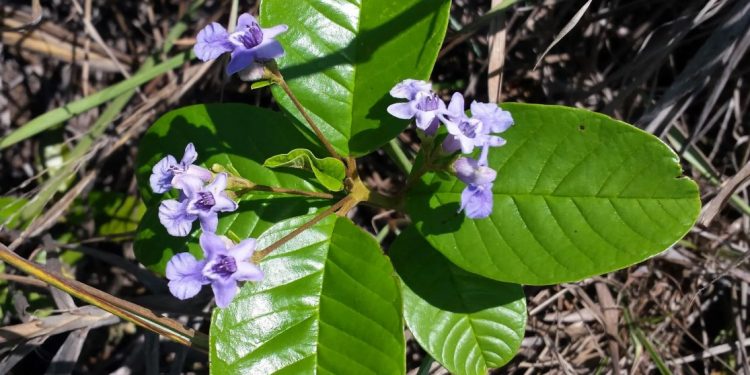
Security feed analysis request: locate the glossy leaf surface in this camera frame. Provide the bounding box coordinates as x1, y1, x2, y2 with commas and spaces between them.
260, 0, 452, 156
210, 215, 404, 374
408, 103, 701, 285
134, 104, 330, 273
264, 148, 346, 191
392, 228, 526, 374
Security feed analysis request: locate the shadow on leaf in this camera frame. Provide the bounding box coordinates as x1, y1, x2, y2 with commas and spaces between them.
391, 227, 524, 313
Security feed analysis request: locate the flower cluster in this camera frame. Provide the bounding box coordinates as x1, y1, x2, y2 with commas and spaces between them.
387, 80, 514, 219
194, 13, 287, 81
150, 144, 263, 308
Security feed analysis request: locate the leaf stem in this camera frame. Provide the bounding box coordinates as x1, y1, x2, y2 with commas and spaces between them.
222, 170, 336, 199
267, 62, 341, 161
253, 195, 354, 260
0, 243, 209, 352
239, 184, 335, 200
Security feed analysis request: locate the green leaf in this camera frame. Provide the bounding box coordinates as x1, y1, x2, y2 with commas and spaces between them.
407, 103, 701, 285
391, 228, 526, 374
210, 215, 404, 374
87, 192, 146, 236
260, 0, 452, 156
250, 80, 273, 90
0, 196, 27, 229
264, 148, 346, 191
134, 103, 331, 273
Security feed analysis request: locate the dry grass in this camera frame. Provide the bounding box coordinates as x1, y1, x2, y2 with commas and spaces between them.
1, 0, 749, 373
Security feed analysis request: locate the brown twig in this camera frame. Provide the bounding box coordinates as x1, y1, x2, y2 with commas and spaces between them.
267, 63, 341, 161
253, 195, 353, 260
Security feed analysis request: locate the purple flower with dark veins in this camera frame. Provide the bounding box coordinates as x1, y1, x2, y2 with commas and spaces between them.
149, 143, 212, 194
387, 79, 445, 134
454, 144, 497, 219
166, 232, 263, 308
470, 101, 514, 134
440, 93, 506, 154
158, 173, 238, 236
193, 13, 287, 78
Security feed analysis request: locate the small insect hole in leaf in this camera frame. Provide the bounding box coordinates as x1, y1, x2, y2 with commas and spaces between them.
578, 124, 586, 131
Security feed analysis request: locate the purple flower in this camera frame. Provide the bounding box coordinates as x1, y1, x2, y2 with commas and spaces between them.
455, 144, 497, 219
149, 143, 212, 194
166, 232, 264, 308
387, 80, 445, 134
389, 79, 432, 101
194, 13, 288, 77
460, 184, 494, 219
440, 93, 506, 154
158, 173, 238, 236
470, 101, 514, 134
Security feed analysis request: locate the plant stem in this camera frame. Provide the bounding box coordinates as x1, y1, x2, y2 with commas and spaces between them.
253, 195, 353, 260
0, 243, 209, 352
384, 138, 413, 174
267, 63, 341, 161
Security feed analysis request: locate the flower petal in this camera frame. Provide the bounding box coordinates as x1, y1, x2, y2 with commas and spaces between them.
442, 135, 461, 153
226, 49, 256, 75
387, 102, 416, 119
237, 13, 259, 30
238, 62, 266, 81
415, 111, 438, 131
198, 213, 219, 236
389, 79, 431, 100
252, 39, 285, 60
194, 23, 232, 61
470, 101, 514, 134
149, 155, 177, 194
200, 232, 228, 260
485, 135, 507, 148
181, 143, 198, 165
231, 238, 257, 261
208, 173, 228, 193
212, 193, 238, 213
234, 262, 264, 282
166, 253, 208, 300
460, 184, 494, 219
173, 174, 204, 197
262, 24, 288, 39
186, 165, 212, 182
446, 92, 465, 118
454, 157, 479, 184
212, 279, 239, 308
158, 199, 196, 237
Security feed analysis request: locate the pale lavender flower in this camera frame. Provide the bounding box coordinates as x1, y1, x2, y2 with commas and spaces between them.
470, 101, 514, 134
441, 93, 506, 154
158, 174, 238, 236
149, 143, 212, 194
194, 13, 287, 77
389, 79, 432, 100
455, 144, 496, 219
387, 80, 445, 134
460, 184, 494, 219
166, 232, 263, 308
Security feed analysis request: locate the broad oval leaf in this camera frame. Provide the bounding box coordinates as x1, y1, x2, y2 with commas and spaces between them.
407, 103, 701, 285
134, 104, 331, 273
391, 228, 526, 374
264, 148, 346, 191
210, 215, 405, 374
260, 0, 452, 156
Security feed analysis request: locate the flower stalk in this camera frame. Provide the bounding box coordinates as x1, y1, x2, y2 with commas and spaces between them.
266, 62, 342, 162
